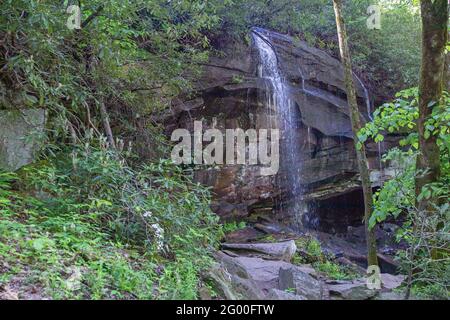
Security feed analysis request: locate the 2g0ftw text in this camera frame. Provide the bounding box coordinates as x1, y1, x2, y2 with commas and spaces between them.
220, 304, 275, 316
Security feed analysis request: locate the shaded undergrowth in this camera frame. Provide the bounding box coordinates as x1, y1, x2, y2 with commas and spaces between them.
0, 142, 222, 299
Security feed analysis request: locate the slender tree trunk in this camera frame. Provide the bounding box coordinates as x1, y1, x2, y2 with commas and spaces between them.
416, 0, 448, 211
332, 0, 378, 266
99, 101, 116, 149
445, 51, 449, 93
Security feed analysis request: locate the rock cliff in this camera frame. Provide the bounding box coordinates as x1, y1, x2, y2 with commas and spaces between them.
164, 29, 397, 232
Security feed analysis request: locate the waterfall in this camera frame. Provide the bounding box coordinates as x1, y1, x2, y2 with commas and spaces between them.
355, 73, 384, 171
253, 30, 306, 229
355, 74, 373, 121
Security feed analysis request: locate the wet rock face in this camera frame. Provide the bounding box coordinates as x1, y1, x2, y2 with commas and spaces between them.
164, 29, 393, 228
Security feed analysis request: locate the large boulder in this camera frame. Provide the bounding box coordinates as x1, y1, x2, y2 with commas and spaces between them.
380, 274, 405, 291
0, 109, 46, 171
204, 263, 264, 300
221, 241, 297, 262
209, 252, 292, 299
327, 279, 379, 300
278, 266, 325, 300
220, 255, 287, 292
211, 251, 325, 300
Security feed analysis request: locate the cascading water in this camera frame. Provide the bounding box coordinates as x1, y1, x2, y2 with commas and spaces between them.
355, 74, 373, 121
252, 29, 382, 231
252, 30, 306, 228
355, 74, 384, 171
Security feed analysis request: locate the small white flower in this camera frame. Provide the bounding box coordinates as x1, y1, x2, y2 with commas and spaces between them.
151, 223, 165, 252
143, 211, 152, 218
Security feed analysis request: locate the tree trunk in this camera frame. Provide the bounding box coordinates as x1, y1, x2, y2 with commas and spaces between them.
332, 0, 378, 266
416, 0, 448, 211
445, 50, 449, 93
99, 101, 116, 149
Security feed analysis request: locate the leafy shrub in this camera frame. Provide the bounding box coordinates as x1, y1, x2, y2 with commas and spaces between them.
0, 139, 222, 299
314, 261, 356, 281
222, 221, 247, 234
396, 203, 450, 300
360, 89, 450, 299
294, 236, 324, 262
293, 236, 357, 280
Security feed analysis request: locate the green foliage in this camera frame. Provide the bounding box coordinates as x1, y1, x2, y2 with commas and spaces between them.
0, 0, 226, 144
396, 203, 450, 300
314, 261, 356, 281
0, 139, 222, 299
360, 89, 450, 228
231, 74, 245, 84
361, 89, 449, 151
0, 176, 154, 299
409, 282, 449, 300
293, 236, 357, 280
370, 148, 417, 227
361, 88, 450, 299
157, 258, 199, 300
0, 1, 228, 299
359, 87, 420, 147
294, 237, 324, 261
284, 287, 296, 294
354, 1, 421, 95
222, 221, 247, 234
216, 0, 421, 98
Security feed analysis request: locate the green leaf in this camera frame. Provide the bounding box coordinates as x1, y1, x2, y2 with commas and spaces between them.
375, 134, 384, 143
31, 238, 53, 251
356, 142, 363, 151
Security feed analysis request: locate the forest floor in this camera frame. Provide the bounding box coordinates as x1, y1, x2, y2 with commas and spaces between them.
0, 215, 406, 300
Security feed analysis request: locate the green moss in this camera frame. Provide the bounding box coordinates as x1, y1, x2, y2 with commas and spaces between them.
260, 234, 278, 243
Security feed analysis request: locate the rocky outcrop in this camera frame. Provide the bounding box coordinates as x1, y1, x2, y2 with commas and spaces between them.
206, 241, 405, 300
165, 28, 397, 231
278, 265, 325, 299
327, 279, 378, 300
209, 252, 293, 299
0, 109, 46, 171
326, 275, 404, 300
221, 241, 297, 262
380, 274, 405, 290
